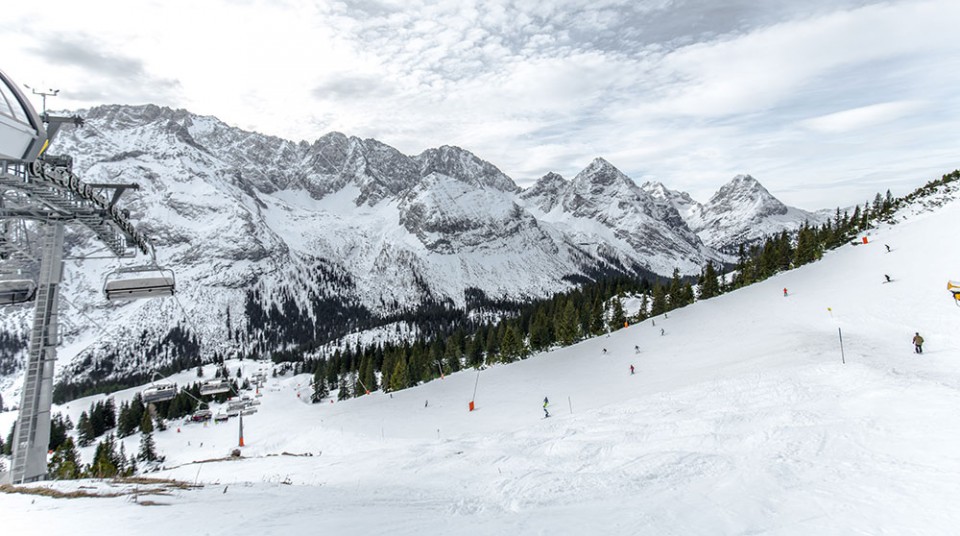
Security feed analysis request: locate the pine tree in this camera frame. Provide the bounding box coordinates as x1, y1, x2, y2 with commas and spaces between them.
140, 409, 154, 435
698, 262, 719, 300
588, 297, 604, 336
138, 428, 158, 463
90, 436, 119, 478
484, 327, 499, 359
650, 281, 667, 315
444, 331, 463, 373
608, 297, 626, 331
311, 367, 329, 403
465, 333, 484, 368
388, 356, 409, 392
667, 268, 683, 310
48, 437, 82, 480
555, 300, 579, 346
77, 411, 96, 447
3, 422, 14, 455
527, 309, 551, 351
337, 376, 352, 400
499, 324, 524, 363
48, 413, 71, 452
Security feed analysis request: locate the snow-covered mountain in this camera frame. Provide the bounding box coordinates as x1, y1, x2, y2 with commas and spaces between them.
1, 104, 813, 395
519, 158, 722, 275
643, 175, 820, 250
3, 173, 958, 535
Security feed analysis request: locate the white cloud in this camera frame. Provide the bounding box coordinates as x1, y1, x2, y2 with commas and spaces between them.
3, 0, 959, 208
800, 101, 927, 133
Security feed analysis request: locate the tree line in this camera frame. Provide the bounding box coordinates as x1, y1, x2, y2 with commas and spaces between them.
302, 174, 960, 403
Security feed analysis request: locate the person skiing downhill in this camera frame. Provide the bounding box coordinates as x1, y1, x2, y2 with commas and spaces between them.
543, 397, 550, 418
629, 364, 635, 375
783, 288, 788, 297
912, 332, 924, 354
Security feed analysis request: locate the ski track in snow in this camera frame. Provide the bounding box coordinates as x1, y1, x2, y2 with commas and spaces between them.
3, 189, 960, 534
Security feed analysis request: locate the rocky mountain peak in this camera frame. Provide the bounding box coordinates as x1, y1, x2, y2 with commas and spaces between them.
415, 145, 518, 192
708, 174, 787, 216
518, 172, 569, 213
572, 157, 634, 188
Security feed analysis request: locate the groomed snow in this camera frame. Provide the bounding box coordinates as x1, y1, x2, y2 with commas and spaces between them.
2, 190, 960, 534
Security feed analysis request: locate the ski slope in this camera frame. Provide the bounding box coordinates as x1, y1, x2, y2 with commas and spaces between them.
2, 189, 960, 534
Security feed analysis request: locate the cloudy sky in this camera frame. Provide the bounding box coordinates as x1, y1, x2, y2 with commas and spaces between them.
3, 0, 958, 208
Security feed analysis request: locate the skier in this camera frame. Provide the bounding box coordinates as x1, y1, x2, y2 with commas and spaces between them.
634, 345, 639, 354
885, 244, 891, 252
543, 397, 550, 418
602, 348, 608, 355
884, 274, 892, 283
660, 328, 665, 336
912, 332, 924, 354
783, 288, 788, 297
629, 364, 635, 375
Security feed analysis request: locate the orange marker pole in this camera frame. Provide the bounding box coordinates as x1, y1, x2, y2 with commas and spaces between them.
238, 413, 245, 447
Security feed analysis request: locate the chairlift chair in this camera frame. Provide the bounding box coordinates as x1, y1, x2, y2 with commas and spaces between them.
190, 409, 213, 422
0, 278, 37, 305
103, 265, 175, 301
141, 382, 178, 404
199, 379, 231, 396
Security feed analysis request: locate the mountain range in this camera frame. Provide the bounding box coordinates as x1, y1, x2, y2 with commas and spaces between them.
0, 104, 821, 398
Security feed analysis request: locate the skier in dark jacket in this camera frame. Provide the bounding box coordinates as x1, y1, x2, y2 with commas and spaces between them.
912, 332, 924, 354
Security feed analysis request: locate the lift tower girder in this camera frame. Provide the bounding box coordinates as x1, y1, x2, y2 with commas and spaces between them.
9, 223, 62, 483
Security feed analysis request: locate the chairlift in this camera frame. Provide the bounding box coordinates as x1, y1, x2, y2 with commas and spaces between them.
103, 264, 175, 301
0, 278, 37, 305
240, 407, 258, 416
199, 379, 231, 396
141, 382, 177, 404
190, 409, 213, 422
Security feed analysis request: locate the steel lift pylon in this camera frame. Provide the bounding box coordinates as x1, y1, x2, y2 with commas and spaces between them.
2, 67, 163, 483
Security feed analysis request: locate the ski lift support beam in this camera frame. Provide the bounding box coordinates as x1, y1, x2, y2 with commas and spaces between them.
85, 183, 139, 210
0, 161, 150, 258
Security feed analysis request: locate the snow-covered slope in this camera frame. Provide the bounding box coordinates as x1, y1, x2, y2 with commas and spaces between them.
3, 177, 958, 534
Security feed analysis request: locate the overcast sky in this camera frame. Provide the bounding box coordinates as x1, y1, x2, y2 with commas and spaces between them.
3, 0, 958, 209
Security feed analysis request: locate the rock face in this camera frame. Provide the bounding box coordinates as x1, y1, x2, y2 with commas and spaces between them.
0, 104, 816, 395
